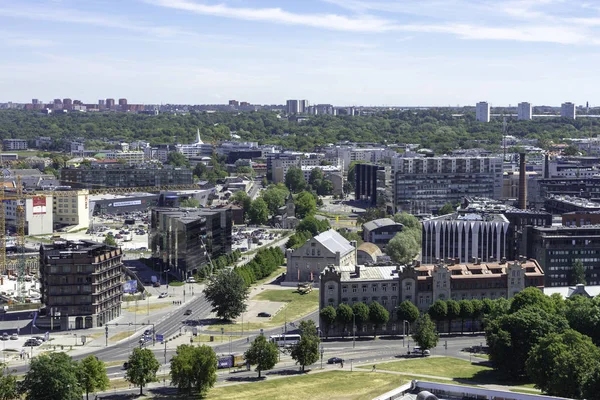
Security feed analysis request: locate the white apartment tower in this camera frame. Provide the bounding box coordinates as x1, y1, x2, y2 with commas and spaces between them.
286, 99, 309, 114
561, 102, 576, 119
517, 102, 532, 120
475, 102, 490, 122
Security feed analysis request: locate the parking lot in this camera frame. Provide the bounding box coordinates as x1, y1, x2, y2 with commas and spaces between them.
232, 227, 287, 252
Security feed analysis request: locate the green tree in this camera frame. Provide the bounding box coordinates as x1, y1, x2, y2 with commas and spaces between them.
179, 197, 200, 208
412, 314, 439, 352
204, 269, 249, 320
352, 302, 370, 333
308, 168, 324, 186
248, 198, 269, 225
244, 335, 279, 378
438, 202, 455, 215
290, 320, 320, 372
485, 308, 569, 378
0, 372, 18, 400
285, 166, 306, 193
396, 300, 420, 326
294, 191, 317, 219
509, 287, 554, 314
319, 306, 337, 338
261, 184, 289, 216
103, 235, 117, 246
296, 216, 329, 236
428, 300, 448, 332
445, 300, 460, 334
336, 303, 354, 337
21, 352, 83, 400
570, 259, 586, 285
526, 329, 600, 398
170, 344, 217, 396
562, 144, 580, 156
458, 300, 473, 335
231, 190, 252, 219
125, 348, 160, 396
261, 176, 268, 187
386, 231, 419, 265
317, 179, 334, 196
78, 355, 109, 400
369, 301, 389, 338
166, 151, 190, 167
583, 363, 600, 400
470, 299, 483, 333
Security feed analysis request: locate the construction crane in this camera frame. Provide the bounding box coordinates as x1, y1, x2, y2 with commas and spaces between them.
15, 176, 26, 302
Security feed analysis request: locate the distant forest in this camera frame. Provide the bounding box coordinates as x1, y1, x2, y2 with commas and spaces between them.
0, 109, 598, 153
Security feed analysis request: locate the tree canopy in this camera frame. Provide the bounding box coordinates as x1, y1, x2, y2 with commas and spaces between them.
204, 269, 249, 320
78, 355, 109, 400
412, 314, 439, 352
170, 344, 218, 396
244, 335, 279, 378
291, 320, 320, 371
21, 352, 83, 400
125, 348, 161, 396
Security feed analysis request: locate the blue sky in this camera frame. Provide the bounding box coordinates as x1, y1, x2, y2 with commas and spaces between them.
1, 0, 599, 106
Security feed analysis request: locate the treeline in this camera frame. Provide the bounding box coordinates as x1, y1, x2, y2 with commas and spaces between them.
1, 109, 598, 154
196, 249, 242, 279
285, 216, 331, 249
233, 247, 285, 286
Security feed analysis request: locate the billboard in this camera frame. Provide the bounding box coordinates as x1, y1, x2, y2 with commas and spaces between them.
112, 200, 142, 208
32, 196, 46, 215
122, 280, 137, 294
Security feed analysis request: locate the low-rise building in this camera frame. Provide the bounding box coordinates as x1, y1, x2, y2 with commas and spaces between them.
52, 189, 90, 229
89, 193, 158, 215
319, 258, 544, 335
2, 139, 27, 151
362, 218, 403, 249
39, 240, 124, 329
356, 242, 383, 264
285, 229, 356, 284
5, 195, 53, 235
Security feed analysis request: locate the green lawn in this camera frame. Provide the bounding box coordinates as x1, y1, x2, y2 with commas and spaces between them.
206, 370, 403, 400
370, 357, 535, 390
206, 289, 318, 332
253, 266, 286, 286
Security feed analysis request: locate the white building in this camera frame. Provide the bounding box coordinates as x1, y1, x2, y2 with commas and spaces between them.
176, 129, 214, 158
286, 99, 309, 115
5, 195, 54, 235
475, 101, 490, 122
561, 102, 576, 119
52, 190, 90, 230
517, 102, 532, 120
104, 151, 145, 165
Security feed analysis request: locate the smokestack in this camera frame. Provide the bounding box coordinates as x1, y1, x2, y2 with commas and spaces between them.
519, 153, 527, 209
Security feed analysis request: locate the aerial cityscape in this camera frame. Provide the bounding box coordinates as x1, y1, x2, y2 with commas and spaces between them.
3, 1, 600, 400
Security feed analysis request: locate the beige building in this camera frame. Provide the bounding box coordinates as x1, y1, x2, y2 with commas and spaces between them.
52, 190, 90, 230
319, 259, 544, 336
286, 229, 356, 284
5, 195, 54, 235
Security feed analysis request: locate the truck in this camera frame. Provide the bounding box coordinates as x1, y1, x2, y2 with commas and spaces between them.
123, 234, 132, 242
217, 354, 247, 369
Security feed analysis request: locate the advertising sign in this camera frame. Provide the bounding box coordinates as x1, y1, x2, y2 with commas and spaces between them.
32, 196, 46, 215
122, 280, 137, 294
112, 200, 142, 208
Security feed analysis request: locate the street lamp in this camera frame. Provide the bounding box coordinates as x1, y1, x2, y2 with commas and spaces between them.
403, 320, 409, 347
320, 345, 324, 369
352, 313, 356, 349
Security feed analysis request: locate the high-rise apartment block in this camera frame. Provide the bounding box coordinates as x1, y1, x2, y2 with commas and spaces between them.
392, 156, 503, 214
40, 240, 124, 329
561, 102, 576, 119
286, 99, 309, 114
105, 98, 115, 109
517, 102, 532, 120
475, 101, 490, 122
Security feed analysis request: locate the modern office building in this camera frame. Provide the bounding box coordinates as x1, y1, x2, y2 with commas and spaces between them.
362, 218, 403, 249
285, 229, 356, 283
39, 240, 124, 329
475, 101, 490, 122
176, 129, 214, 158
561, 102, 576, 119
392, 156, 503, 214
149, 207, 233, 280
526, 225, 600, 287
355, 163, 386, 206
2, 139, 27, 151
60, 165, 193, 189
89, 193, 158, 215
319, 259, 543, 335
517, 102, 532, 120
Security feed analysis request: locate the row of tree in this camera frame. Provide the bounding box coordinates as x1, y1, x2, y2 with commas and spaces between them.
233, 246, 286, 288
319, 301, 391, 339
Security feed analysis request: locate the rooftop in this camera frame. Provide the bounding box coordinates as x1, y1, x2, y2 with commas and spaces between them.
363, 218, 401, 231
547, 195, 600, 209
314, 229, 355, 255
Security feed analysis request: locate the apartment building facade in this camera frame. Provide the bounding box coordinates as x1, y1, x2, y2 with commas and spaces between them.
61, 165, 193, 189
39, 240, 124, 329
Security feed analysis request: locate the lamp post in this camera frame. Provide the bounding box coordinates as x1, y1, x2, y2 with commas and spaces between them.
403, 320, 409, 347
320, 345, 324, 369
352, 313, 356, 349
165, 269, 170, 290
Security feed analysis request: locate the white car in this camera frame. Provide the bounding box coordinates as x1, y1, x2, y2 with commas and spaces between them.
186, 277, 196, 283
158, 292, 168, 298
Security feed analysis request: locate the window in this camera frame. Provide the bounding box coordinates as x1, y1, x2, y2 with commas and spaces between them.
382, 284, 387, 292
372, 284, 377, 292
328, 285, 334, 295
352, 285, 357, 293
362, 285, 367, 293
342, 286, 347, 293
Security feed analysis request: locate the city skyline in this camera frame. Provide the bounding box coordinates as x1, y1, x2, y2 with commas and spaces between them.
2, 0, 600, 105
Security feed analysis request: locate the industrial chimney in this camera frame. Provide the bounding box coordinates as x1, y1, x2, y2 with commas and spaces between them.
519, 153, 527, 209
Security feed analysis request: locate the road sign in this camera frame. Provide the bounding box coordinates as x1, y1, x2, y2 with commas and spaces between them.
156, 334, 164, 342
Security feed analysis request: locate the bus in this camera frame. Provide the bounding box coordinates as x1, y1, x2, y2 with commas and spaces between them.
269, 334, 301, 348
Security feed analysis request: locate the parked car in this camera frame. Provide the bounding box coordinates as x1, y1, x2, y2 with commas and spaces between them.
1, 333, 8, 341
158, 292, 168, 298
24, 339, 41, 347
153, 281, 161, 288
123, 362, 130, 369
184, 309, 193, 316
10, 333, 18, 340
327, 357, 344, 364
186, 277, 196, 283
257, 312, 271, 318
33, 336, 46, 342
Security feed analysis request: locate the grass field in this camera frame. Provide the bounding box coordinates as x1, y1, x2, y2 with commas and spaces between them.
123, 303, 171, 314
370, 357, 536, 390
193, 334, 243, 343
205, 371, 403, 400
109, 331, 134, 341
206, 289, 319, 332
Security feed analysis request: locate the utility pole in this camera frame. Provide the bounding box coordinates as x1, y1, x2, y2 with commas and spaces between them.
352, 313, 356, 349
